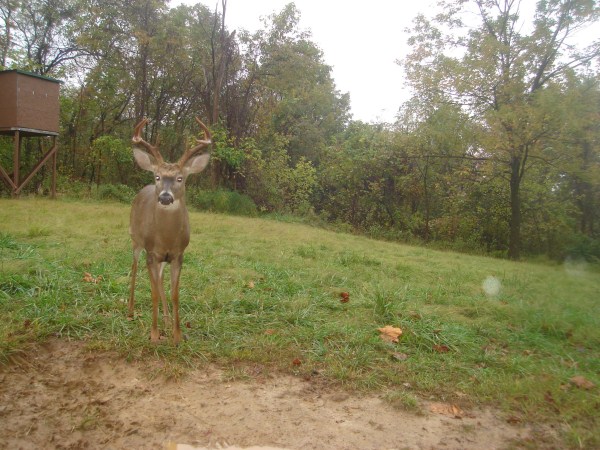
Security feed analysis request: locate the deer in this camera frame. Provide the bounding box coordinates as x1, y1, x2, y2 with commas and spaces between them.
128, 117, 211, 344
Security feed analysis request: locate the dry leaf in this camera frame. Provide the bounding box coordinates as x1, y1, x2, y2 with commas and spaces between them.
378, 325, 403, 343
340, 292, 350, 303
247, 280, 255, 289
429, 402, 464, 418
292, 358, 302, 366
569, 375, 595, 390
83, 272, 102, 284
433, 344, 450, 353
264, 329, 276, 335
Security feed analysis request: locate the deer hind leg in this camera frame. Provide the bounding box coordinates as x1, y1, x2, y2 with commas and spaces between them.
128, 246, 143, 318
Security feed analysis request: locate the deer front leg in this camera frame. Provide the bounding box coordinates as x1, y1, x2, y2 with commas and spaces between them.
147, 255, 162, 343
158, 261, 170, 330
170, 255, 184, 345
128, 247, 142, 318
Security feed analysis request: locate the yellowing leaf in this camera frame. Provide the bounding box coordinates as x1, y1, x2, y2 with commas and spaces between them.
378, 325, 403, 343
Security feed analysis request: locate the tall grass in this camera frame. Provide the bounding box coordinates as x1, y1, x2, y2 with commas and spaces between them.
0, 198, 598, 447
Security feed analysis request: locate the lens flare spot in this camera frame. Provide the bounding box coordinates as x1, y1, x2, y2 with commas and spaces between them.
482, 276, 501, 297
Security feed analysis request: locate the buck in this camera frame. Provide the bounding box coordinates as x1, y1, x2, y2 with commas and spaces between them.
128, 117, 211, 344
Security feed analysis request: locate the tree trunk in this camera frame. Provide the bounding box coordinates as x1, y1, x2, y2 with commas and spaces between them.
508, 156, 522, 260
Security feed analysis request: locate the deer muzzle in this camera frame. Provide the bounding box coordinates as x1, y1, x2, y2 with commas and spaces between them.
158, 191, 174, 205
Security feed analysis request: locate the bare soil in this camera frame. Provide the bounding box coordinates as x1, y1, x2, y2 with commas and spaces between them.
0, 339, 543, 450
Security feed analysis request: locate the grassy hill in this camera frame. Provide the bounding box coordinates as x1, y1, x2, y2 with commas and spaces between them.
1, 198, 598, 447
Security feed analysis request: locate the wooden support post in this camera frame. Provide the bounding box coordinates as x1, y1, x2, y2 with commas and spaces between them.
15, 139, 58, 196
51, 136, 57, 198
13, 130, 20, 197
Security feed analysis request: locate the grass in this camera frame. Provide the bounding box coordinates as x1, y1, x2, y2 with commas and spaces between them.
1, 197, 599, 447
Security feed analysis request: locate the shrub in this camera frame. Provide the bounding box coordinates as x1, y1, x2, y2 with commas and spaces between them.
188, 189, 258, 217
95, 184, 136, 204
565, 233, 600, 263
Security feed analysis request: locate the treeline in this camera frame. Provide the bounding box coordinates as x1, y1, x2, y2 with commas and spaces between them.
1, 0, 599, 261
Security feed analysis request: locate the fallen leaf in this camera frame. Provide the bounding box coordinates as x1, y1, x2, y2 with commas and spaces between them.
433, 344, 450, 353
378, 325, 403, 343
340, 292, 350, 303
429, 402, 464, 418
264, 329, 276, 335
185, 322, 192, 329
569, 375, 595, 390
292, 358, 302, 366
82, 272, 102, 284
246, 280, 255, 289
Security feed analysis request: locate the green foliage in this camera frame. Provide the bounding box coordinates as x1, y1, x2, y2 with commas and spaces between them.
95, 184, 136, 204
565, 234, 600, 263
188, 188, 258, 217
244, 134, 317, 214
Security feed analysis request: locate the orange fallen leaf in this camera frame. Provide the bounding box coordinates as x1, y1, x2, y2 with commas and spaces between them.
292, 358, 302, 366
264, 329, 276, 335
433, 344, 450, 353
378, 325, 403, 343
340, 292, 350, 303
83, 272, 102, 283
570, 375, 595, 390
429, 402, 464, 418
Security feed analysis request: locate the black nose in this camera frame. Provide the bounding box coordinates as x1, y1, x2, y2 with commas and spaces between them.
158, 193, 174, 205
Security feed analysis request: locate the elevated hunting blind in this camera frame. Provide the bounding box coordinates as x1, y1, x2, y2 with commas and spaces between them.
0, 69, 61, 197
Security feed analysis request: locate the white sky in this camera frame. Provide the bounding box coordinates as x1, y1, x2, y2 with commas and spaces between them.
174, 0, 430, 123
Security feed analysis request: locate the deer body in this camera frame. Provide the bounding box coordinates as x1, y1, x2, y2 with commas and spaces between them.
128, 118, 211, 344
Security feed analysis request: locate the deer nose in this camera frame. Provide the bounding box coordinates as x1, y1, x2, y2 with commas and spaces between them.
158, 192, 174, 205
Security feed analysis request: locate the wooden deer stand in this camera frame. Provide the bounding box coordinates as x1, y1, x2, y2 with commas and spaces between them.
0, 70, 61, 198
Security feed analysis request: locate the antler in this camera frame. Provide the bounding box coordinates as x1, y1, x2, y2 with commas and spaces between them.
132, 118, 164, 163
178, 117, 212, 165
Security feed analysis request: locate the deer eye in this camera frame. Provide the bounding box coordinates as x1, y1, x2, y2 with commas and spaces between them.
176, 176, 183, 183
155, 175, 161, 181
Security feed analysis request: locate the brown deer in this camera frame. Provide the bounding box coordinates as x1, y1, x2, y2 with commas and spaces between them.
128, 117, 211, 344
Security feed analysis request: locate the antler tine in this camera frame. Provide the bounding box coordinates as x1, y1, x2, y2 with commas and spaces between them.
132, 118, 163, 163
178, 117, 212, 165
195, 117, 212, 142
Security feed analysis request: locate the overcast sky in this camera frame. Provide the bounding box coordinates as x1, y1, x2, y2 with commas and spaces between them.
174, 0, 430, 123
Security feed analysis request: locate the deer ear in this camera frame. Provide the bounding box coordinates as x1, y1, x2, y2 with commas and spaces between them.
184, 153, 210, 175
133, 148, 157, 171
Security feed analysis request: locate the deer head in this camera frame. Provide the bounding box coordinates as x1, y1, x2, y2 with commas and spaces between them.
132, 117, 211, 206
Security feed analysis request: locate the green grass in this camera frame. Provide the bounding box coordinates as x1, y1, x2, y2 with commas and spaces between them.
1, 198, 599, 447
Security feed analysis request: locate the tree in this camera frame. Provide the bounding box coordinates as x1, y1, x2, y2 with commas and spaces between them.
0, 0, 84, 75
403, 0, 600, 259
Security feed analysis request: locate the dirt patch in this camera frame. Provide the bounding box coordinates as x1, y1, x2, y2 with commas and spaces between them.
0, 339, 539, 449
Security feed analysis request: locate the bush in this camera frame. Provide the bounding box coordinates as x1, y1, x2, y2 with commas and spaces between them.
95, 184, 136, 204
188, 189, 258, 217
565, 233, 600, 263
